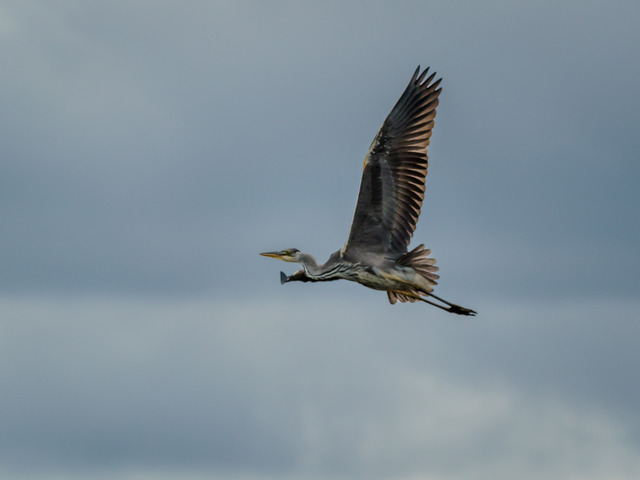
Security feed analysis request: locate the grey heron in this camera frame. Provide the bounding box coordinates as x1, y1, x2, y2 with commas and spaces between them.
261, 66, 476, 316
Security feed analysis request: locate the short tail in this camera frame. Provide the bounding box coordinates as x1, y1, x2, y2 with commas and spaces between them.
387, 244, 438, 304
387, 244, 476, 315
395, 244, 439, 284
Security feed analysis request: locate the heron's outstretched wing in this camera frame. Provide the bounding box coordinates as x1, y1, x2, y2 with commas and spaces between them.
343, 66, 442, 257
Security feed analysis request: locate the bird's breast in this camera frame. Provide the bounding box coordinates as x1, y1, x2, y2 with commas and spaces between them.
346, 266, 409, 291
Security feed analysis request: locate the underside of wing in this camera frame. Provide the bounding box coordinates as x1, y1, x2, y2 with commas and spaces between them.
344, 66, 442, 258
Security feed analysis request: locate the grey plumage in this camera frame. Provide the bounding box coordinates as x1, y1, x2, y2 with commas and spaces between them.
346, 66, 439, 256
261, 67, 476, 316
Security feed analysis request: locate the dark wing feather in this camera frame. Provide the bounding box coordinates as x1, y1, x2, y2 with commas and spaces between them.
344, 66, 442, 257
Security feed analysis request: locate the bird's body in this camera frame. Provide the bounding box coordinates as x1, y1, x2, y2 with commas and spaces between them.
261, 66, 476, 316
286, 249, 428, 292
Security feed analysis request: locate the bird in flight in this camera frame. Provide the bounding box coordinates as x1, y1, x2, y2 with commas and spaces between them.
261, 67, 476, 315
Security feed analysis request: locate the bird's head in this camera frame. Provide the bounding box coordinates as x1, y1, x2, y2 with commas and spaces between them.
259, 248, 301, 263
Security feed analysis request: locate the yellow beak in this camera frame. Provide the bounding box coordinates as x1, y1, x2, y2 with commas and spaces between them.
259, 251, 283, 259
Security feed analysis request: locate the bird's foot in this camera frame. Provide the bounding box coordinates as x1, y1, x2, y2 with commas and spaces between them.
280, 270, 310, 284
448, 304, 477, 316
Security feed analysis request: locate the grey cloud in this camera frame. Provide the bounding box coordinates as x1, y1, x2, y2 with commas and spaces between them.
1, 296, 639, 480
2, 0, 638, 298
1, 1, 639, 479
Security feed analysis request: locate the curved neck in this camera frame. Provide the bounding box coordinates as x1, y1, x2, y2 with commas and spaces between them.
297, 252, 321, 275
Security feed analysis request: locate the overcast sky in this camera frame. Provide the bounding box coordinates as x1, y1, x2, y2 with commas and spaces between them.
1, 1, 639, 479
